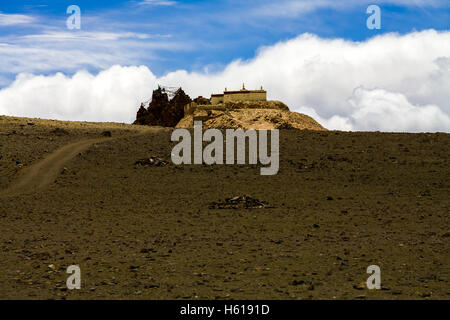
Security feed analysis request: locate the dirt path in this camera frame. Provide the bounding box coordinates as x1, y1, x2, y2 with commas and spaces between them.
1, 138, 111, 196
1, 127, 161, 197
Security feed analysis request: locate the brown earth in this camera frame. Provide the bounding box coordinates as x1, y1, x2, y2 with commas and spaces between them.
0, 115, 449, 300
0, 116, 152, 190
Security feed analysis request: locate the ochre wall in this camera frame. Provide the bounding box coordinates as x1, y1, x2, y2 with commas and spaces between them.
210, 90, 267, 104
211, 95, 224, 104
184, 102, 198, 115
223, 91, 267, 103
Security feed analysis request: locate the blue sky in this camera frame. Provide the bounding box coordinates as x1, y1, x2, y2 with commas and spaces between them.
0, 0, 449, 84
1, 1, 450, 132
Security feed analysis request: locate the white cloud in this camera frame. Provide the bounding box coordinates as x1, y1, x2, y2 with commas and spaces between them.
158, 30, 450, 132
20, 31, 161, 41
346, 87, 450, 132
284, 91, 450, 133
252, 0, 342, 17
252, 0, 450, 18
293, 86, 450, 132
0, 31, 182, 75
138, 0, 177, 6
0, 30, 449, 132
0, 12, 35, 26
0, 66, 157, 123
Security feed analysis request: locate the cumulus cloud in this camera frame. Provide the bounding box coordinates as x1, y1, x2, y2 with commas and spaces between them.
0, 30, 449, 132
0, 66, 157, 123
348, 88, 450, 132
159, 30, 450, 132
0, 12, 35, 26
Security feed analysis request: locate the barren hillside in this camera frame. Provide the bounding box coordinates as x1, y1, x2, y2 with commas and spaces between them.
177, 101, 326, 130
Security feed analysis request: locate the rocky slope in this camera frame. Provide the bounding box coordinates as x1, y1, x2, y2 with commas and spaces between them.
176, 101, 326, 130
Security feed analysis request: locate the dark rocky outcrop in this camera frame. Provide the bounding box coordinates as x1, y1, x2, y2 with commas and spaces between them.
162, 88, 191, 127
50, 128, 70, 136
193, 96, 211, 105
134, 86, 192, 127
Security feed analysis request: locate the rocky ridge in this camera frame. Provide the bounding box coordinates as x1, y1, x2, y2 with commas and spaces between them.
134, 87, 326, 131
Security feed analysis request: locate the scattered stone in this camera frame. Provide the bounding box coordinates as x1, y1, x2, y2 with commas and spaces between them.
134, 157, 169, 167
209, 195, 270, 210
27, 121, 34, 126
271, 239, 283, 244
353, 282, 366, 290
51, 128, 69, 136
129, 265, 139, 272
290, 280, 312, 286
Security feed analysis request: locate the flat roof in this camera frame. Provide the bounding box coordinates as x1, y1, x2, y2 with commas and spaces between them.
211, 90, 266, 97
224, 90, 266, 95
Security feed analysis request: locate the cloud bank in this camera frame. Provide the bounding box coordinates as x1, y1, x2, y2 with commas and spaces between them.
0, 12, 35, 26
0, 30, 449, 132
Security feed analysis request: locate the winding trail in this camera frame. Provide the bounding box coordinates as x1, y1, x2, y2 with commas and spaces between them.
1, 127, 161, 197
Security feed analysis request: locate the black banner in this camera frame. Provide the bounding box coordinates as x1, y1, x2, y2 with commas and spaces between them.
0, 300, 444, 319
